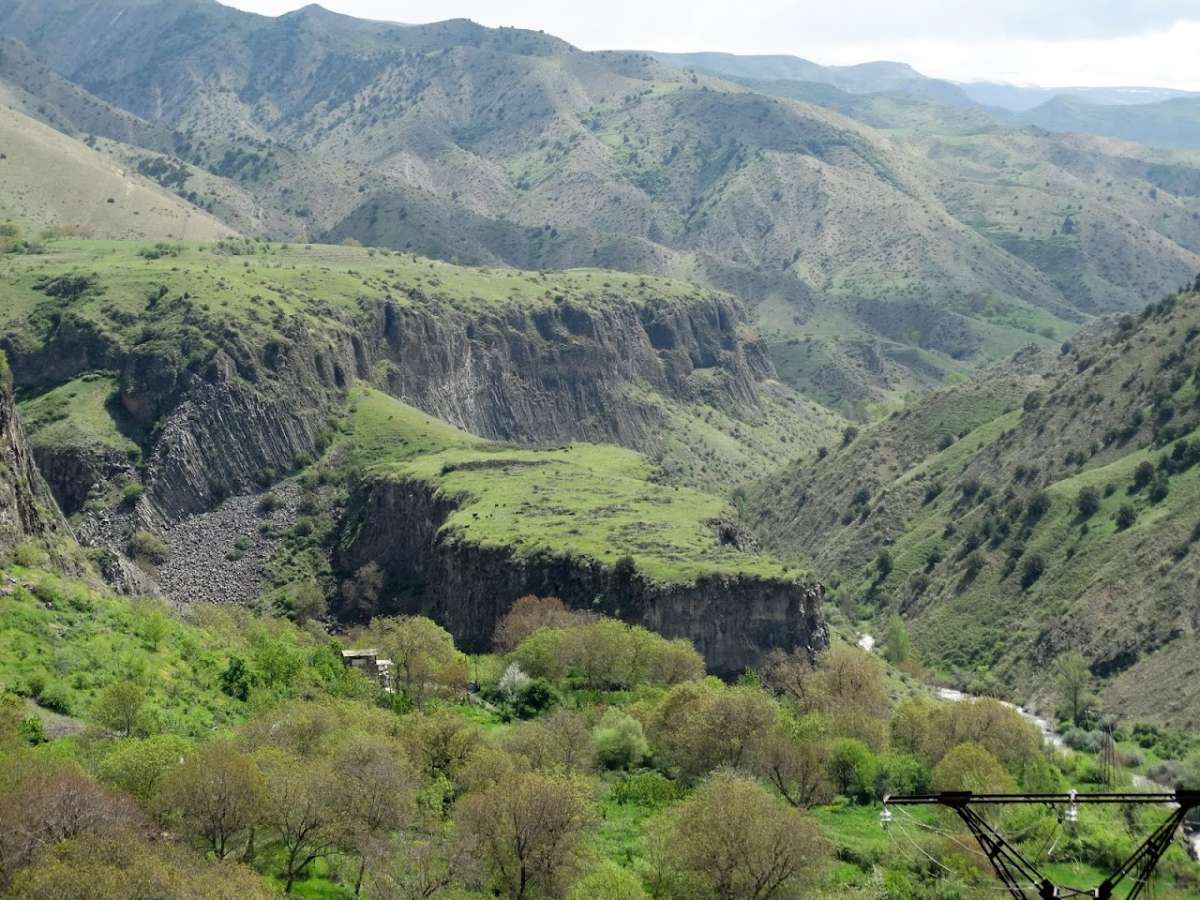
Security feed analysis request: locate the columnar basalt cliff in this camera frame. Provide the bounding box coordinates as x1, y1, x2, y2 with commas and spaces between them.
360, 293, 772, 447
6, 288, 775, 525
336, 476, 828, 676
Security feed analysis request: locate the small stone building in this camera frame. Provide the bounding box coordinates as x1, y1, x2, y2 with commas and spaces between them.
341, 649, 393, 690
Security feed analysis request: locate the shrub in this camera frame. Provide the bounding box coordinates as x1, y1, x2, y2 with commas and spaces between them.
12, 541, 47, 568
1025, 491, 1051, 523
121, 482, 145, 505
592, 709, 649, 770
1131, 460, 1156, 492
611, 771, 680, 808
1021, 555, 1046, 589
38, 680, 73, 715
841, 425, 859, 447
1116, 504, 1137, 531
512, 679, 556, 718
1148, 476, 1170, 504
1075, 486, 1101, 518
1063, 728, 1104, 753
257, 492, 282, 514
875, 550, 893, 579
130, 530, 169, 565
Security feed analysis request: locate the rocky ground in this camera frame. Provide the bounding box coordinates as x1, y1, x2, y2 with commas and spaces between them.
155, 482, 302, 604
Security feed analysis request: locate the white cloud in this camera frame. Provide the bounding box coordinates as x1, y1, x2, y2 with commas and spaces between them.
216, 0, 1200, 89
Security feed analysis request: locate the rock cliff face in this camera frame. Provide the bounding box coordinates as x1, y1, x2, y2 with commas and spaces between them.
337, 476, 828, 676
359, 293, 771, 447
0, 353, 75, 558
6, 290, 774, 524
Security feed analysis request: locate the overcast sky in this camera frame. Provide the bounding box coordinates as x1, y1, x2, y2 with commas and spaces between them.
215, 1, 1200, 90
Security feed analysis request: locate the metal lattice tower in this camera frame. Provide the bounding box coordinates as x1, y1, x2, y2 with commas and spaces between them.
882, 789, 1199, 899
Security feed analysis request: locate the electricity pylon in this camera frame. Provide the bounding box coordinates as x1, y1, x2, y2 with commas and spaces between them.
882, 789, 1199, 899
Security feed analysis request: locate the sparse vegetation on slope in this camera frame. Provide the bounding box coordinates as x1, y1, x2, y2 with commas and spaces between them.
752, 279, 1200, 727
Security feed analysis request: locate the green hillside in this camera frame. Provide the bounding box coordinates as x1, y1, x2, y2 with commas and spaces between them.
750, 278, 1200, 727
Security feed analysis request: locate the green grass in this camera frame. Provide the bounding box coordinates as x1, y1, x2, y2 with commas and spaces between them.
0, 240, 727, 351
341, 388, 804, 585
18, 373, 139, 456
0, 566, 347, 737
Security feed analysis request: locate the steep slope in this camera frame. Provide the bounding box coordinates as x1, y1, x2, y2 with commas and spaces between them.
0, 352, 77, 565
0, 104, 233, 240
0, 240, 832, 672
750, 277, 1200, 727
740, 80, 1200, 314
0, 37, 173, 150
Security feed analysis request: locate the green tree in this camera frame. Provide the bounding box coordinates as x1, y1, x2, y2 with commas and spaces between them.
827, 738, 878, 803
1116, 503, 1138, 530
1149, 476, 1170, 504
1075, 485, 1101, 519
332, 735, 419, 896
751, 719, 832, 809
260, 753, 342, 893
567, 861, 647, 900
1056, 652, 1092, 726
363, 616, 467, 708
1021, 554, 1046, 589
592, 708, 649, 770
881, 614, 911, 665
1132, 461, 1156, 492
931, 743, 1015, 793
457, 772, 597, 899
651, 682, 778, 781
159, 742, 264, 860
657, 772, 829, 899
98, 734, 191, 804
220, 656, 252, 701
92, 682, 147, 737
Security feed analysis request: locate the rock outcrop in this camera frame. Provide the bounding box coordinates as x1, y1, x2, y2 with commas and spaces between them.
0, 352, 76, 561
6, 289, 774, 525
337, 476, 828, 676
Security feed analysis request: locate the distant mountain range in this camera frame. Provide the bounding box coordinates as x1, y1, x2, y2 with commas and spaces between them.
0, 0, 1198, 419
650, 50, 1200, 149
